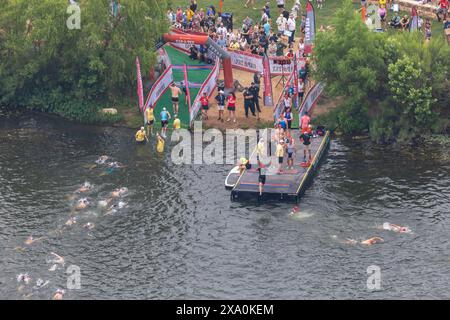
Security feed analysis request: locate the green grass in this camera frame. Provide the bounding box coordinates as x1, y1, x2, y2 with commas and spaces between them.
152, 45, 212, 129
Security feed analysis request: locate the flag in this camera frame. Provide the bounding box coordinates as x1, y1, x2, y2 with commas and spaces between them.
183, 64, 191, 109
304, 1, 316, 54
409, 6, 418, 32
136, 57, 144, 111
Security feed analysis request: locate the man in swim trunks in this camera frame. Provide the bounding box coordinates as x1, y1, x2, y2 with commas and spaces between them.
215, 90, 226, 122
299, 129, 312, 162
300, 111, 311, 132
170, 83, 183, 117
160, 107, 171, 137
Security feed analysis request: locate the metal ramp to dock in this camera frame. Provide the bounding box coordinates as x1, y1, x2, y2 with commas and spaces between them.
231, 131, 330, 202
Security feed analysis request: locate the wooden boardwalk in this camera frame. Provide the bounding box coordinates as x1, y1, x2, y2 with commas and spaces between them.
230, 130, 331, 202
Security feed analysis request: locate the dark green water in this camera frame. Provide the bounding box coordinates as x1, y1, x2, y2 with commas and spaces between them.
0, 113, 449, 299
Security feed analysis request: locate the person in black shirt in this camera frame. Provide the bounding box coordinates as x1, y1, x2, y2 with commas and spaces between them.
249, 82, 261, 119
299, 130, 312, 162
276, 41, 287, 56
243, 88, 256, 117
189, 0, 197, 12
253, 72, 262, 85
189, 45, 198, 60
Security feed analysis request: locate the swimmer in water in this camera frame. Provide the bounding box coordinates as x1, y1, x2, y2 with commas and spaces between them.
49, 252, 65, 265
105, 201, 127, 215
288, 205, 300, 216
64, 216, 77, 227
95, 155, 109, 165
98, 198, 113, 208
361, 237, 384, 246
34, 278, 50, 290
75, 198, 89, 210
382, 222, 411, 233
17, 273, 32, 285
111, 187, 128, 198
342, 237, 384, 246
77, 181, 92, 193
24, 236, 44, 245
52, 289, 65, 300
83, 222, 95, 230
108, 161, 125, 169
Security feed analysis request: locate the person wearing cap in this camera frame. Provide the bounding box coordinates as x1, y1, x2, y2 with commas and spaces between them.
238, 157, 251, 175
215, 90, 226, 122
160, 107, 171, 137
146, 105, 155, 136
156, 133, 165, 153
275, 138, 285, 173
200, 92, 209, 120
135, 126, 147, 144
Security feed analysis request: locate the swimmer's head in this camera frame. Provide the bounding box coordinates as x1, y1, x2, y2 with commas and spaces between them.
140, 126, 144, 131
163, 107, 166, 111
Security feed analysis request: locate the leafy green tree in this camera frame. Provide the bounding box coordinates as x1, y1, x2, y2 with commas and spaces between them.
0, 0, 168, 123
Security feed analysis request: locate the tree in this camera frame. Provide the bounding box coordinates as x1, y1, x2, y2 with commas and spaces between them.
0, 0, 168, 123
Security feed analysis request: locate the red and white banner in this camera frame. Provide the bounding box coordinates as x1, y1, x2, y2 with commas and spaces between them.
228, 50, 264, 73
169, 42, 192, 54
183, 64, 191, 109
190, 59, 220, 126
136, 57, 144, 111
144, 65, 173, 112
298, 82, 324, 116
262, 55, 274, 106
304, 1, 316, 54
268, 58, 294, 75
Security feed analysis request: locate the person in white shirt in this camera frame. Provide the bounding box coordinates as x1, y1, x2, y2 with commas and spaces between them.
277, 0, 286, 11
217, 23, 227, 37
276, 14, 287, 33
287, 14, 296, 43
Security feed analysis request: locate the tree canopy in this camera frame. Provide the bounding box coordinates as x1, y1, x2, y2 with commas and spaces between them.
314, 0, 449, 143
0, 0, 168, 123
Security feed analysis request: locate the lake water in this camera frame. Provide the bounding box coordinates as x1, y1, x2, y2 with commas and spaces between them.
0, 113, 449, 299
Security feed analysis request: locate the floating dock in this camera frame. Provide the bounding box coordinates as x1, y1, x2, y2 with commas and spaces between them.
230, 130, 331, 202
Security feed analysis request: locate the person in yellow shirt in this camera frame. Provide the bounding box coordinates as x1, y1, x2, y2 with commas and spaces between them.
146, 106, 155, 136
156, 133, 165, 153
173, 117, 181, 130
186, 9, 194, 22
135, 127, 147, 144
275, 139, 285, 173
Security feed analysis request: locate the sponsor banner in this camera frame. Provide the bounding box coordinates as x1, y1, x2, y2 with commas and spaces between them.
190, 59, 220, 126
298, 82, 324, 117
144, 65, 173, 112
262, 55, 274, 106
268, 58, 294, 75
169, 42, 191, 54
183, 64, 191, 109
304, 1, 316, 54
136, 56, 144, 111
293, 53, 299, 109
228, 50, 264, 73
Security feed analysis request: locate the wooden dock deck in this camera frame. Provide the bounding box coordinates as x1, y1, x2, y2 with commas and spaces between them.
230, 130, 331, 202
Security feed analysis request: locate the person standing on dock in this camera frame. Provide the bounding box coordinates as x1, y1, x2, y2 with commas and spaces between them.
257, 160, 267, 196
286, 134, 295, 170
299, 130, 312, 163
276, 139, 286, 173
170, 83, 183, 117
